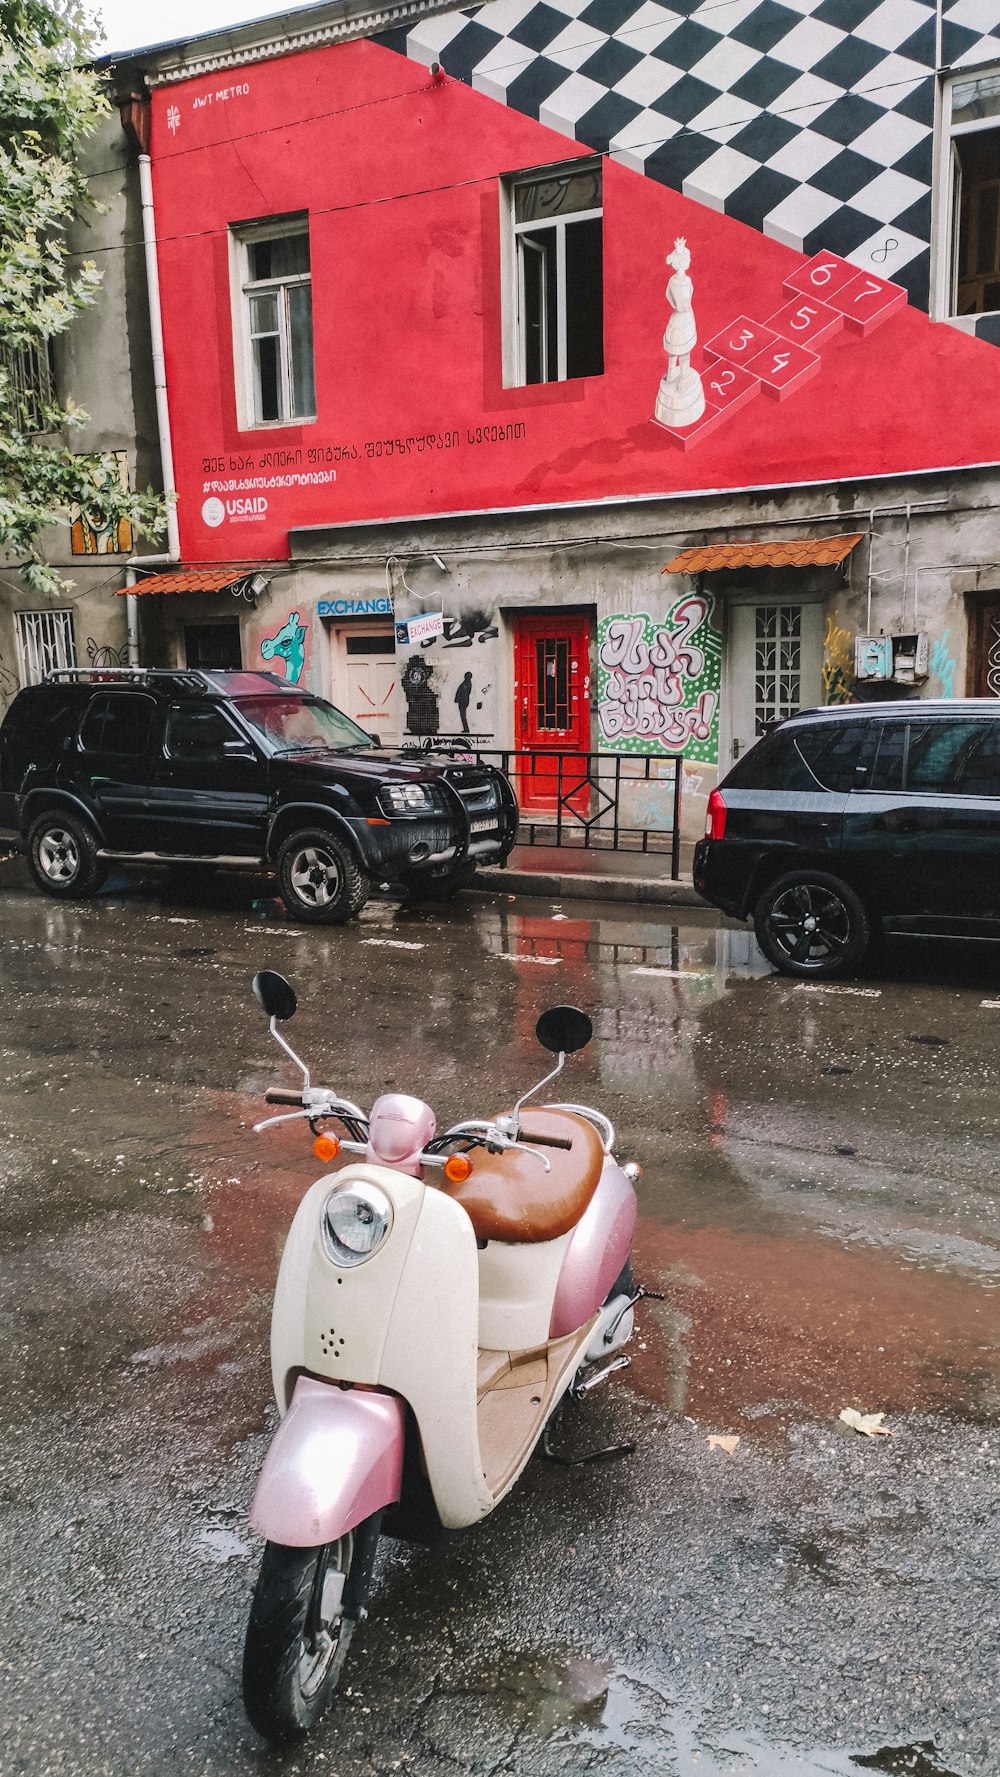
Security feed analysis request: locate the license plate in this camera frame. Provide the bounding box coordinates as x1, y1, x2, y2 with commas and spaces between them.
470, 818, 497, 834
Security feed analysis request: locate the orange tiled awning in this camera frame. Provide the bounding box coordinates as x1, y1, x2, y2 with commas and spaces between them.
116, 567, 260, 596
662, 534, 863, 574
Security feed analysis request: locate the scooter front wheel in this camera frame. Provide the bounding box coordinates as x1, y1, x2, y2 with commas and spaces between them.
242, 1527, 369, 1741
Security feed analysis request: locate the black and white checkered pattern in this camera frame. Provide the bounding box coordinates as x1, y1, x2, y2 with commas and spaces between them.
379, 0, 937, 306
942, 0, 1000, 73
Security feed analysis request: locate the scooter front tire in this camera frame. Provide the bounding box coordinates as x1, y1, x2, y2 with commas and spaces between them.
242, 1528, 369, 1742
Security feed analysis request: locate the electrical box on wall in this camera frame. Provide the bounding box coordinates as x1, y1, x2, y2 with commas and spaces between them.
854, 633, 928, 684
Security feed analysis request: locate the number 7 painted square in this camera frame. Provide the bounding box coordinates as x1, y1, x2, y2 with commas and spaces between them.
827, 271, 906, 335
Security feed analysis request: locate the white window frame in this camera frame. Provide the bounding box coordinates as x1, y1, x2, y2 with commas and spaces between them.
230, 216, 315, 428
932, 63, 1000, 333
15, 609, 76, 687
501, 162, 603, 388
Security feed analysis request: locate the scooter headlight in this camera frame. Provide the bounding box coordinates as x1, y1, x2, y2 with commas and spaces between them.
322, 1184, 392, 1268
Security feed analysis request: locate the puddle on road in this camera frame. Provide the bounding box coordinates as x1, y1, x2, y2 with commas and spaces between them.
437, 1650, 968, 1777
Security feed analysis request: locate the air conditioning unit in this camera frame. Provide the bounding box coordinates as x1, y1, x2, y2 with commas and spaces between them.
854, 633, 928, 685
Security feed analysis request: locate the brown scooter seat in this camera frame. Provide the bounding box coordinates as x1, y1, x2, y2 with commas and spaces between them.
441, 1108, 605, 1243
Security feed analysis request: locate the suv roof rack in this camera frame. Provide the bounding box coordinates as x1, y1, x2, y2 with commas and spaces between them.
44, 667, 214, 691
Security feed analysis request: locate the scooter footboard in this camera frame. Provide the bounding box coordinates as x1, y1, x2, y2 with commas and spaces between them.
250, 1375, 404, 1547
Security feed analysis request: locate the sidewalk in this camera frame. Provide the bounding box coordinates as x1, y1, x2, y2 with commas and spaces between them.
477, 842, 703, 908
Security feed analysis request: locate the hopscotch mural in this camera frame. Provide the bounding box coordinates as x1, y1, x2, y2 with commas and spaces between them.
260, 612, 307, 685
597, 598, 721, 763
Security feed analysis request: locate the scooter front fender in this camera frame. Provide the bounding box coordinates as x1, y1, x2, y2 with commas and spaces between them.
250, 1375, 404, 1548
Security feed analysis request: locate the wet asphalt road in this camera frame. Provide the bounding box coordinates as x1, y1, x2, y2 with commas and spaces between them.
0, 857, 997, 1777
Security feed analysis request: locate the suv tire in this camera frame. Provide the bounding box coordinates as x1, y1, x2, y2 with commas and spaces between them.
27, 810, 106, 900
753, 869, 870, 980
275, 828, 370, 925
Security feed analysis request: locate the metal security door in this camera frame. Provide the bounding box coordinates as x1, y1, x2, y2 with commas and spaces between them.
513, 613, 591, 812
730, 601, 823, 765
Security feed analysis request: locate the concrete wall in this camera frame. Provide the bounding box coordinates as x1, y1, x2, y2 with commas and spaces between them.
0, 107, 160, 714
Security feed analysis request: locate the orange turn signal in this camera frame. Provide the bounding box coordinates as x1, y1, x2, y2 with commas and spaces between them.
444, 1152, 474, 1184
313, 1134, 340, 1163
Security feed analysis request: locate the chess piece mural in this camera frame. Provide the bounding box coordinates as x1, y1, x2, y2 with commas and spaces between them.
653, 238, 705, 430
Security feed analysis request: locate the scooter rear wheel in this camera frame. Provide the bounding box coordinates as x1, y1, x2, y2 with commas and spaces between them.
242, 1531, 362, 1741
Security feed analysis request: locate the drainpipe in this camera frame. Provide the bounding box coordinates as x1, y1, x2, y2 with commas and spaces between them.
118, 91, 180, 668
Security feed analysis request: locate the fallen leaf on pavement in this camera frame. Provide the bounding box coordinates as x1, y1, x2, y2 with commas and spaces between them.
707, 1434, 740, 1454
839, 1408, 892, 1438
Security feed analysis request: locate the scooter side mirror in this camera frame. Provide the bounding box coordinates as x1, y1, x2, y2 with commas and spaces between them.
253, 970, 297, 1022
535, 1005, 592, 1055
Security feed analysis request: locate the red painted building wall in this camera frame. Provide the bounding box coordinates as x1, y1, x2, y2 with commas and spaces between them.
150, 37, 1000, 564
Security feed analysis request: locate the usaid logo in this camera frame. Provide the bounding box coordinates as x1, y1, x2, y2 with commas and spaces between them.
201, 495, 269, 527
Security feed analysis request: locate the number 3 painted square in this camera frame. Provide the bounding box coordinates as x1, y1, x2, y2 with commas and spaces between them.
703, 316, 777, 367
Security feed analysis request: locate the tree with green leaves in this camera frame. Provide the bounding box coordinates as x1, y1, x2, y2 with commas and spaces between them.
0, 0, 166, 594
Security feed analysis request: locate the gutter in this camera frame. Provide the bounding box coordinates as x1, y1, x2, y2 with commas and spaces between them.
117, 93, 180, 666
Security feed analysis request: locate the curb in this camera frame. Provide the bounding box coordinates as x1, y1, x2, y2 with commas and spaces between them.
475, 865, 704, 908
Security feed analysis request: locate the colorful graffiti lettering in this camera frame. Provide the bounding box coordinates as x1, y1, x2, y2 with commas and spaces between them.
822, 615, 854, 705
260, 611, 307, 685
597, 598, 721, 762
929, 630, 957, 701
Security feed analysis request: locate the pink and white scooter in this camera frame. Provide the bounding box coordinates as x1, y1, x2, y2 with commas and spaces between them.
242, 970, 642, 1742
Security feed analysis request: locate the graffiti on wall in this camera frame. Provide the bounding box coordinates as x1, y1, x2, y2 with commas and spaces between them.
822, 616, 854, 705
86, 637, 129, 669
597, 598, 721, 763
929, 630, 957, 700
70, 451, 133, 556
260, 611, 307, 685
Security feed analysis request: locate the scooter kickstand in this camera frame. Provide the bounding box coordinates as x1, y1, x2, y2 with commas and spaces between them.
540, 1358, 636, 1467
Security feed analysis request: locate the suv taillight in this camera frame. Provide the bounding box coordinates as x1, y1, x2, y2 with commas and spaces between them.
705, 789, 727, 840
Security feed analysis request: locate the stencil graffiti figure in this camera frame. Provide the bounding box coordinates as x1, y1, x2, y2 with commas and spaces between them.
260, 612, 307, 685
455, 671, 473, 734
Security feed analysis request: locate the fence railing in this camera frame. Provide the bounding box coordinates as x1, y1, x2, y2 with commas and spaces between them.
476, 748, 684, 879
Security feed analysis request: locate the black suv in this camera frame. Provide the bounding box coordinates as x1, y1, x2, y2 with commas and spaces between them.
0, 669, 516, 923
694, 700, 1000, 978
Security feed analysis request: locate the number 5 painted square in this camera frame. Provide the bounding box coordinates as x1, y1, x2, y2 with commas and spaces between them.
766, 296, 844, 350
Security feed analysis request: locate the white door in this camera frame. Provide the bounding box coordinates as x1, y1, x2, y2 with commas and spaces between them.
330, 624, 402, 748
729, 600, 823, 767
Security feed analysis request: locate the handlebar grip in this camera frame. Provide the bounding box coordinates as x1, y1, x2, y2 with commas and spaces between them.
521, 1131, 574, 1151
265, 1088, 304, 1106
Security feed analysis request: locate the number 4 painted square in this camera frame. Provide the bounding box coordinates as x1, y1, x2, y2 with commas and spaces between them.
744, 337, 820, 401
827, 271, 906, 335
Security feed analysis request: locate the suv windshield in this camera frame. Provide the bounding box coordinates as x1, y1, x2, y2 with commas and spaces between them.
235, 695, 371, 754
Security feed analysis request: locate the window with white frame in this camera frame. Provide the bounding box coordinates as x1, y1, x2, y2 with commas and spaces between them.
15, 610, 76, 686
944, 70, 1000, 321
235, 220, 316, 425
507, 164, 603, 386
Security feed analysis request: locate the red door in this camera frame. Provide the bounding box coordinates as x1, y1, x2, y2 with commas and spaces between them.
513, 613, 592, 813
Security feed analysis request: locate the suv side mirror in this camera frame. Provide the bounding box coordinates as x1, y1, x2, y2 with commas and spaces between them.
223, 739, 255, 761
535, 1005, 592, 1055
253, 970, 297, 1021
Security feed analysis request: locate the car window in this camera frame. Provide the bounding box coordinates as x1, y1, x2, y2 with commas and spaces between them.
724, 721, 864, 792
906, 719, 1000, 795
234, 694, 370, 753
869, 722, 907, 791
723, 728, 814, 790
79, 694, 155, 756
165, 705, 244, 761
793, 721, 867, 792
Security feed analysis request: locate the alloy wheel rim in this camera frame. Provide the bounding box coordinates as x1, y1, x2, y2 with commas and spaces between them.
298, 1534, 352, 1699
289, 845, 341, 909
767, 883, 850, 968
38, 829, 80, 883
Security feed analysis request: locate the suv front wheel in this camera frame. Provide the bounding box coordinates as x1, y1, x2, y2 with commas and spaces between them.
275, 828, 370, 925
753, 870, 870, 980
27, 810, 107, 900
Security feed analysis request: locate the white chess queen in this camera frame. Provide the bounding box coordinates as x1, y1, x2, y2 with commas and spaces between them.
653, 236, 706, 430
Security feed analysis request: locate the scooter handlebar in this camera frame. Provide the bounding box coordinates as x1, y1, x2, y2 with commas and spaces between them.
265, 1088, 304, 1106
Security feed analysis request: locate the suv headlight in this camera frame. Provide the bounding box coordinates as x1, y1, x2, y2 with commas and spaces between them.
380, 783, 438, 815
322, 1184, 392, 1267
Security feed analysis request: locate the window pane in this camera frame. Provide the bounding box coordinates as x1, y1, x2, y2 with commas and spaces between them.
906, 719, 998, 792
953, 74, 1000, 126
287, 281, 316, 418
952, 723, 1000, 796
166, 706, 237, 759
253, 334, 281, 422
515, 167, 601, 222
94, 695, 154, 756
249, 232, 310, 280
794, 721, 867, 792
955, 130, 1000, 314
565, 215, 604, 378
870, 722, 907, 790
520, 232, 557, 385
249, 292, 279, 337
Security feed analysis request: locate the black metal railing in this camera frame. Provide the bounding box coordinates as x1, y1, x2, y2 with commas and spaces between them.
476, 748, 684, 879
